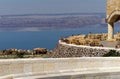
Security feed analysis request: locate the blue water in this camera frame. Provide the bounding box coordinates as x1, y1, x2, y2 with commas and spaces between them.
0, 26, 117, 50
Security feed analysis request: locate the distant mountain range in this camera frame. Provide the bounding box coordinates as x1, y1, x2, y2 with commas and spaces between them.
0, 13, 107, 31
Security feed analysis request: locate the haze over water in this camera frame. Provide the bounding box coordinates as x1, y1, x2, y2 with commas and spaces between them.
0, 0, 105, 15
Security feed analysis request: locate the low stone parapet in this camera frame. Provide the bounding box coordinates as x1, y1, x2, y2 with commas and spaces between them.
1, 58, 120, 79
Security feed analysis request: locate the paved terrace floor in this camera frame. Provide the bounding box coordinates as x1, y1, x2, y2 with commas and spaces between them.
101, 41, 118, 48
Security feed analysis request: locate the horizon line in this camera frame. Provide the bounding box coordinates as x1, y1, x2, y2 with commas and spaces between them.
0, 12, 106, 16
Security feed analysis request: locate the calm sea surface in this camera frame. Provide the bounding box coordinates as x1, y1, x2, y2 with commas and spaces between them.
0, 26, 119, 50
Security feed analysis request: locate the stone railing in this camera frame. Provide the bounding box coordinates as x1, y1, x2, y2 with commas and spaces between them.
59, 40, 117, 50
1, 58, 120, 79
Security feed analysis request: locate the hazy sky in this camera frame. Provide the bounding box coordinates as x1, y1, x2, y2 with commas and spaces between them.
0, 0, 106, 15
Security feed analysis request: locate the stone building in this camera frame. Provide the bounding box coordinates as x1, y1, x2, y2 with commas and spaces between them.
106, 0, 120, 41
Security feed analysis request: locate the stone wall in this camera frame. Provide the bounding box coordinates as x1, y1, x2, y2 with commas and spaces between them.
51, 40, 120, 58
107, 0, 120, 18
1, 58, 120, 79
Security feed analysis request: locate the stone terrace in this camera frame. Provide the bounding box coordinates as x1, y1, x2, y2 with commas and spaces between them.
60, 32, 120, 48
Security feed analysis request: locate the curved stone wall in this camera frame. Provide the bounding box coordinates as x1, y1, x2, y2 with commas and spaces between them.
51, 40, 120, 58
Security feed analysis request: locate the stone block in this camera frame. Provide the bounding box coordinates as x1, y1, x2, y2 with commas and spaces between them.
9, 63, 24, 74
32, 63, 44, 72
44, 62, 55, 72
24, 64, 32, 73
0, 65, 9, 76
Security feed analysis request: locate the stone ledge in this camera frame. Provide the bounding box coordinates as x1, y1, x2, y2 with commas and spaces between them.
2, 58, 120, 79
59, 40, 118, 50
1, 67, 120, 79
10, 68, 120, 79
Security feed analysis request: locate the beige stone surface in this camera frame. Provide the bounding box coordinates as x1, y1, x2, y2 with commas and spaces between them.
1, 58, 120, 79
0, 65, 9, 76
107, 0, 120, 17
106, 0, 120, 40
108, 23, 114, 40
9, 64, 24, 74
32, 63, 44, 72
44, 62, 55, 72
24, 64, 32, 73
